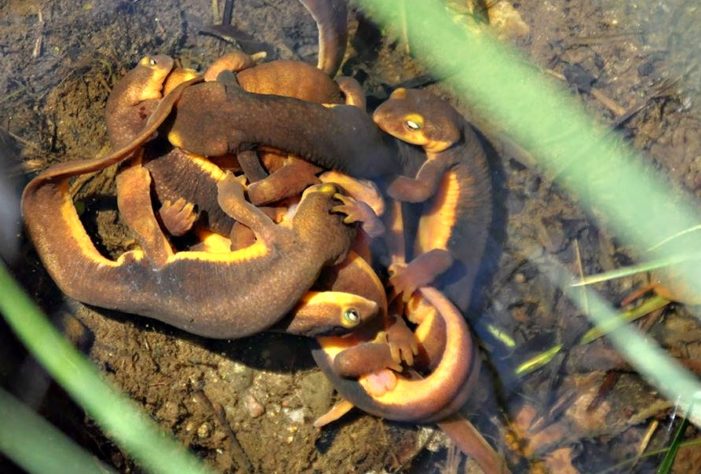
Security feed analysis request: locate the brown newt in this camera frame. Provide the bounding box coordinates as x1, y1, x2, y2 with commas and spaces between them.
22, 167, 364, 338
313, 284, 478, 423
119, 53, 372, 238
372, 88, 493, 312
22, 57, 202, 195
309, 256, 508, 472
104, 54, 175, 148
166, 74, 400, 179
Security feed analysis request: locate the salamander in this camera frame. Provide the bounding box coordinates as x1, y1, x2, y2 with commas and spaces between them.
21, 57, 202, 196
166, 74, 400, 179
313, 285, 478, 423
310, 256, 508, 473
104, 55, 175, 148
372, 88, 493, 312
106, 52, 375, 240
142, 52, 351, 237
22, 168, 365, 338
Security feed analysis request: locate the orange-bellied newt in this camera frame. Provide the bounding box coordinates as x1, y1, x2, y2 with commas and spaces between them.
372, 88, 493, 312
166, 74, 400, 179
311, 269, 508, 473
22, 165, 367, 338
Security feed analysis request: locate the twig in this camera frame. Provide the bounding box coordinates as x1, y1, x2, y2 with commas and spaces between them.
628, 419, 659, 472
611, 77, 681, 129
32, 8, 44, 59
192, 390, 253, 473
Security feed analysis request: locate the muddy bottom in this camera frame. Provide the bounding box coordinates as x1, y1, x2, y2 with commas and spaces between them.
3, 0, 701, 472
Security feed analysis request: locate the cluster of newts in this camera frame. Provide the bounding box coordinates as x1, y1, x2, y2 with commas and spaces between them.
20, 2, 507, 471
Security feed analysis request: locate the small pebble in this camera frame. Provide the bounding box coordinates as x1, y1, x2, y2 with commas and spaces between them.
244, 393, 265, 418
283, 407, 305, 424
197, 422, 211, 439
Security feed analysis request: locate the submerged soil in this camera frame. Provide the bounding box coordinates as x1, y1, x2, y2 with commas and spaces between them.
2, 0, 701, 472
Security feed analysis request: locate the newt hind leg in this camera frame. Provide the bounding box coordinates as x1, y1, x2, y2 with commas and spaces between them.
247, 157, 321, 206
116, 156, 173, 267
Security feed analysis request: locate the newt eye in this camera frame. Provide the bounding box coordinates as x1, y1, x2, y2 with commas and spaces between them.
148, 57, 158, 66
404, 119, 422, 131
342, 308, 360, 327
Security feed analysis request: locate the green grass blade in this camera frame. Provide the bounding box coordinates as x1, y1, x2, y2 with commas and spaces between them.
579, 295, 670, 344
514, 343, 562, 376
360, 0, 701, 307
0, 387, 112, 474
540, 257, 701, 426
657, 415, 689, 474
572, 254, 701, 287
0, 262, 213, 474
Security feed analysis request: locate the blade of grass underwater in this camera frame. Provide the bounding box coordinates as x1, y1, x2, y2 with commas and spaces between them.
0, 262, 213, 474
514, 344, 562, 376
0, 387, 112, 474
540, 257, 701, 426
515, 295, 669, 376
578, 294, 670, 344
360, 0, 701, 310
572, 254, 701, 287
596, 437, 701, 473
657, 415, 689, 474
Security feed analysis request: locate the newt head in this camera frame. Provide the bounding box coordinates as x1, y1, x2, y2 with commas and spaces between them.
105, 54, 175, 146
372, 88, 463, 154
281, 290, 379, 337
294, 183, 356, 265
134, 54, 175, 101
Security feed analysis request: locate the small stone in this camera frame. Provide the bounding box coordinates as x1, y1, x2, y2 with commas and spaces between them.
244, 393, 265, 418
197, 422, 211, 439
283, 407, 306, 424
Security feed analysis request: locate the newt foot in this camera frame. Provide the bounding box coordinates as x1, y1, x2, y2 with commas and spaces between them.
359, 369, 398, 397
385, 316, 419, 367
159, 198, 197, 236
331, 193, 385, 238
371, 331, 404, 372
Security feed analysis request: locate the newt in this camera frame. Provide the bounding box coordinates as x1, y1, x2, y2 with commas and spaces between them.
120, 52, 371, 239
313, 284, 478, 423
22, 167, 366, 338
372, 88, 493, 312
26, 51, 391, 226
166, 74, 400, 179
22, 56, 203, 196
311, 273, 508, 473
